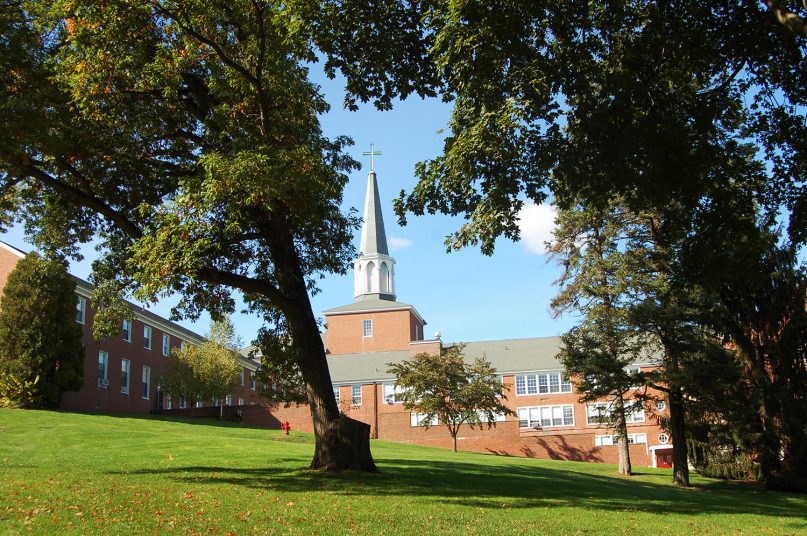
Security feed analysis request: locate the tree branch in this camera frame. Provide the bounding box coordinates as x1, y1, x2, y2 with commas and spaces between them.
195, 267, 291, 309
762, 0, 807, 37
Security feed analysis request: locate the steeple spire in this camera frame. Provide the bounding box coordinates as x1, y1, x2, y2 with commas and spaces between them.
354, 150, 396, 302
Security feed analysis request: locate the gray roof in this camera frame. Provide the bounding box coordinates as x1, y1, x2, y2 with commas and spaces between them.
323, 298, 427, 326
358, 171, 388, 256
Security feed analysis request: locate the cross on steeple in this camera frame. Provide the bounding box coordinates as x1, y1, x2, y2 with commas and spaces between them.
362, 143, 382, 172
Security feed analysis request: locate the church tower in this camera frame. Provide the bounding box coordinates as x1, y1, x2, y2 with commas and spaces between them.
354, 169, 396, 302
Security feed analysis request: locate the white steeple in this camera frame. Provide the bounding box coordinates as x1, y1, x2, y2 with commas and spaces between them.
354, 160, 396, 302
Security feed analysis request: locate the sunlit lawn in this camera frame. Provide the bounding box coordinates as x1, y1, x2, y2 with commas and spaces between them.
1, 409, 805, 535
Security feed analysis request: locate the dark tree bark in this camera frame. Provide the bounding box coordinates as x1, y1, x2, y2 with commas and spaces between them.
614, 396, 633, 476
668, 383, 690, 486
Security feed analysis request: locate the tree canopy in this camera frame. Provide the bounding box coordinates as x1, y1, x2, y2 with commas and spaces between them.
0, 252, 84, 408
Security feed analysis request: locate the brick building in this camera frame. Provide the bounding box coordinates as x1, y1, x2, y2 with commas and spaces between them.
255, 168, 675, 468
0, 242, 262, 415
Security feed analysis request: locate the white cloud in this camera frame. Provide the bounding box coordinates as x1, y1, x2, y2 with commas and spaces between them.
388, 236, 414, 251
517, 201, 558, 255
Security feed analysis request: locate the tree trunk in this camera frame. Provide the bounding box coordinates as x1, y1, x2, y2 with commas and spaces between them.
451, 432, 457, 453
614, 397, 633, 476
272, 223, 377, 472
668, 384, 690, 486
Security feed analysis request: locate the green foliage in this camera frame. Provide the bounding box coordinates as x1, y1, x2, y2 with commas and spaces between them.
387, 346, 514, 451
0, 252, 84, 408
0, 373, 40, 408
160, 319, 242, 408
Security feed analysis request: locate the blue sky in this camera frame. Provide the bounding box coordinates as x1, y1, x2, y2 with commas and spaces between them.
0, 69, 575, 347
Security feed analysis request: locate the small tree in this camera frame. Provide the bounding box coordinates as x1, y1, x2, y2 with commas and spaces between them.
161, 319, 241, 419
0, 252, 84, 408
387, 346, 514, 453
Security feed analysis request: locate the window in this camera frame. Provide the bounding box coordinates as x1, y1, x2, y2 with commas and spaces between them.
240, 369, 245, 386
517, 405, 574, 428
515, 373, 572, 395
410, 413, 438, 427
180, 340, 186, 352
141, 366, 150, 399
120, 359, 130, 394
655, 400, 666, 411
122, 319, 132, 342
587, 401, 645, 425
250, 373, 256, 390
477, 410, 507, 423
76, 297, 86, 324
351, 384, 362, 405
333, 386, 340, 404
97, 351, 108, 387
195, 397, 203, 409
362, 319, 372, 337
166, 395, 172, 410
143, 325, 152, 350
658, 433, 670, 444
238, 397, 244, 406
213, 397, 220, 407
179, 397, 187, 409
162, 334, 171, 356
595, 433, 647, 446
382, 382, 405, 404
225, 394, 232, 406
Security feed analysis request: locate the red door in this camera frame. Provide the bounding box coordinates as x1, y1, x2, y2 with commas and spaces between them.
656, 449, 673, 468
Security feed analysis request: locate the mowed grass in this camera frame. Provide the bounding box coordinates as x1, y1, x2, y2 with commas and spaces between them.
0, 410, 805, 535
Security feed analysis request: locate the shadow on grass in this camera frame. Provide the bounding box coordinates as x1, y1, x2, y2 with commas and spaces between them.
106, 455, 807, 527
61, 410, 291, 433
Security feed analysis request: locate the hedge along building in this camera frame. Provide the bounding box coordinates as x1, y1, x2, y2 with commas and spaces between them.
250, 165, 675, 468
0, 241, 263, 416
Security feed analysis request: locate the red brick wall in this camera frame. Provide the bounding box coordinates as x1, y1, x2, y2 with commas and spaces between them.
324, 309, 418, 354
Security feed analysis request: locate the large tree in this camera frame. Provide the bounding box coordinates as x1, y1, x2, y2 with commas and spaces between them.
0, 252, 84, 407
387, 346, 514, 453
0, 0, 409, 471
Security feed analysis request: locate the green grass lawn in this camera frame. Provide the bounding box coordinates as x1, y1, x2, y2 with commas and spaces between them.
1, 410, 805, 535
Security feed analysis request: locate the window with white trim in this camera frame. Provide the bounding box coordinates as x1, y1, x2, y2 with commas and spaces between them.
225, 394, 232, 406
594, 433, 647, 446
382, 382, 405, 404
120, 359, 130, 394
162, 334, 171, 356
143, 325, 152, 350
410, 413, 438, 427
517, 405, 574, 428
166, 394, 172, 410
179, 397, 187, 409
238, 397, 244, 406
213, 397, 220, 407
97, 351, 108, 387
239, 369, 245, 386
362, 319, 372, 337
141, 366, 151, 399
477, 410, 507, 423
655, 400, 666, 411
122, 319, 132, 342
333, 386, 340, 404
195, 397, 203, 409
351, 384, 362, 405
587, 401, 645, 424
515, 372, 572, 395
76, 297, 86, 324
250, 372, 256, 390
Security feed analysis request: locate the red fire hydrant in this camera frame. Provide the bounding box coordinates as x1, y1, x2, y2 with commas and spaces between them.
282, 420, 291, 435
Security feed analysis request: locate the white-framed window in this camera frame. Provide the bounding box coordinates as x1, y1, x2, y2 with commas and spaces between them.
515, 372, 572, 395
382, 382, 405, 404
410, 413, 438, 427
141, 366, 151, 399
97, 351, 108, 387
658, 433, 670, 444
143, 325, 152, 350
238, 397, 244, 406
225, 394, 232, 406
351, 384, 362, 405
517, 405, 575, 428
195, 397, 203, 408
239, 369, 245, 386
655, 400, 666, 411
595, 433, 647, 446
587, 401, 645, 425
477, 410, 507, 423
250, 372, 256, 390
180, 340, 187, 352
122, 319, 132, 342
162, 334, 171, 356
166, 394, 172, 410
76, 297, 86, 324
120, 358, 130, 394
333, 385, 341, 404
362, 319, 372, 337
179, 397, 187, 409
213, 397, 220, 407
